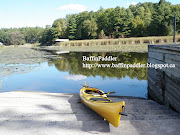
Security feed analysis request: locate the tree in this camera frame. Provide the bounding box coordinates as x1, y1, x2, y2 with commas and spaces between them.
98, 30, 106, 39
83, 18, 98, 39
25, 27, 44, 43
68, 16, 77, 40
129, 4, 136, 13
41, 25, 53, 44
9, 31, 25, 45
170, 5, 180, 34
112, 7, 134, 37
122, 9, 134, 37
75, 11, 90, 39
159, 0, 171, 5
0, 29, 8, 44
96, 8, 115, 37
148, 0, 173, 36
52, 18, 67, 38
131, 16, 146, 37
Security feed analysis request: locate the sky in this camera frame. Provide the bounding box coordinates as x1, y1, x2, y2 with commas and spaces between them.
0, 0, 179, 28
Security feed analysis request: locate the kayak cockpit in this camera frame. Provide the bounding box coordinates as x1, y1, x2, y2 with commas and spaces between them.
85, 88, 104, 95
83, 88, 111, 102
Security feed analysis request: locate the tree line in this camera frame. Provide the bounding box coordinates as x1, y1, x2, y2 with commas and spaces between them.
0, 27, 44, 45
0, 0, 180, 45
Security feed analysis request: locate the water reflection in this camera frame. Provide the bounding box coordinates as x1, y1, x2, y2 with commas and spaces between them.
50, 52, 148, 80
0, 52, 148, 98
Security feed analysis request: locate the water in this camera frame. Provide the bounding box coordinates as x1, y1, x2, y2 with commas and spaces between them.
0, 52, 148, 98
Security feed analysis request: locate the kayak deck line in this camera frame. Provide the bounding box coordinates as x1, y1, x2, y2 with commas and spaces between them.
80, 81, 126, 127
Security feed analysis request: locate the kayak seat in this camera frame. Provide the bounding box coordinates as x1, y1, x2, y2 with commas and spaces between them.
86, 91, 101, 96
90, 98, 110, 101
91, 93, 101, 96
85, 90, 94, 93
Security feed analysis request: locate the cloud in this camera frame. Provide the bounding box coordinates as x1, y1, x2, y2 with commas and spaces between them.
126, 2, 137, 7
131, 2, 137, 5
64, 75, 87, 81
59, 4, 87, 12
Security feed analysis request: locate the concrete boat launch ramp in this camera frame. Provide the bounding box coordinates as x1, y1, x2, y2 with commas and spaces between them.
0, 92, 179, 135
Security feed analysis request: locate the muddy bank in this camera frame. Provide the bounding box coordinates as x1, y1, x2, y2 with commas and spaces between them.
0, 47, 55, 77
0, 47, 49, 64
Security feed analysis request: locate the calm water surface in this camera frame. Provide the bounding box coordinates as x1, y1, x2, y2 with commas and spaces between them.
0, 52, 148, 98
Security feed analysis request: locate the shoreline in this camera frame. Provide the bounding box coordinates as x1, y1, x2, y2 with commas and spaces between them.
1, 91, 148, 100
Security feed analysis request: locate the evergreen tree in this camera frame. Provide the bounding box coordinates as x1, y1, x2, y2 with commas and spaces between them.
68, 16, 77, 40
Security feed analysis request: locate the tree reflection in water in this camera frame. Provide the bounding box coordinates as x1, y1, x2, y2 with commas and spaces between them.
48, 52, 148, 80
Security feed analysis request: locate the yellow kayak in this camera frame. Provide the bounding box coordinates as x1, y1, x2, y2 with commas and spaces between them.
80, 82, 126, 127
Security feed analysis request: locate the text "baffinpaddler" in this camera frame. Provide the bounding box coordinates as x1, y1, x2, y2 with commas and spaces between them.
82, 56, 117, 61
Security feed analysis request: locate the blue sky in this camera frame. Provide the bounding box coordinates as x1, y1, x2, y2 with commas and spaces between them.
0, 0, 179, 28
